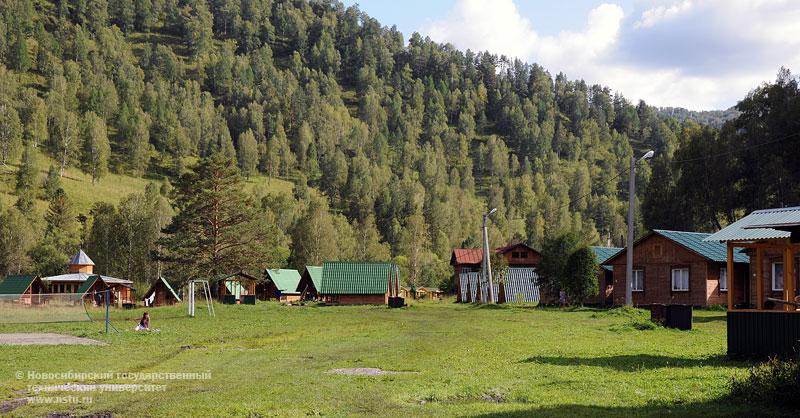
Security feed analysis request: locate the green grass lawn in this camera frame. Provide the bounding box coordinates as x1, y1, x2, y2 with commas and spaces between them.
0, 301, 789, 417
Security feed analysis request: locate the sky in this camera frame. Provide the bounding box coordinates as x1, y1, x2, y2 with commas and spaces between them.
341, 0, 800, 111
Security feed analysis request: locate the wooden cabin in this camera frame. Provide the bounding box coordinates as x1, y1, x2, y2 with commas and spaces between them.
706, 206, 800, 357
42, 249, 135, 305
587, 246, 622, 306
0, 275, 45, 304
296, 266, 322, 300
214, 271, 260, 304
606, 230, 749, 307
450, 242, 541, 302
77, 275, 111, 306
317, 261, 401, 305
143, 277, 181, 307
265, 269, 302, 302
415, 287, 444, 300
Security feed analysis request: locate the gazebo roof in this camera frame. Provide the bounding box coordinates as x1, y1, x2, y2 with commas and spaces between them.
69, 249, 95, 266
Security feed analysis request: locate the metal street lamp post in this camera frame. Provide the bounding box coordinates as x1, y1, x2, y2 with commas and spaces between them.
483, 207, 498, 303
625, 150, 654, 306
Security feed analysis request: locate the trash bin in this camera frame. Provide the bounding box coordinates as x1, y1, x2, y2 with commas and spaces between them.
649, 304, 668, 326
388, 297, 405, 308
667, 304, 692, 330
223, 295, 236, 305
241, 295, 256, 305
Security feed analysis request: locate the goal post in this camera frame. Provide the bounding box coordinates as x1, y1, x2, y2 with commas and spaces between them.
0, 293, 93, 324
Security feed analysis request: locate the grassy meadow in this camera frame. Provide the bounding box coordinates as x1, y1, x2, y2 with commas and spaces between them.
0, 148, 295, 214
0, 301, 790, 417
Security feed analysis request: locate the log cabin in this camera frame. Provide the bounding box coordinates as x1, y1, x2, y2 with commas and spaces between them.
587, 246, 622, 306
317, 261, 401, 305
265, 269, 302, 302
606, 230, 749, 307
0, 275, 45, 304
42, 250, 135, 305
296, 266, 322, 300
143, 276, 182, 306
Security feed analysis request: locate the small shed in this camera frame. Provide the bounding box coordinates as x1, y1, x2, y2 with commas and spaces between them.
77, 275, 111, 306
0, 275, 45, 304
297, 266, 322, 300
265, 269, 302, 302
318, 261, 401, 305
214, 271, 260, 304
415, 287, 444, 300
143, 277, 181, 307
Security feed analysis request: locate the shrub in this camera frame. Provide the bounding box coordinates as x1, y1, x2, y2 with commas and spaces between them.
730, 357, 800, 408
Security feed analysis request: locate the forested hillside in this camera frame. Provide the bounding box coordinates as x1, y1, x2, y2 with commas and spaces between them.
0, 0, 795, 291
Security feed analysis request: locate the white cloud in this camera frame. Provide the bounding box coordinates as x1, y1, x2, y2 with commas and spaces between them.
420, 0, 800, 110
635, 0, 693, 28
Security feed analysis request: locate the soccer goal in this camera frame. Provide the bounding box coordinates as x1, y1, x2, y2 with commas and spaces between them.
0, 293, 92, 324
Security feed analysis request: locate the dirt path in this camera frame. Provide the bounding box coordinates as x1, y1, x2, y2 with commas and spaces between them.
0, 333, 105, 345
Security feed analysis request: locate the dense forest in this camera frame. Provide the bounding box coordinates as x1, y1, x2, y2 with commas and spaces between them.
0, 0, 797, 292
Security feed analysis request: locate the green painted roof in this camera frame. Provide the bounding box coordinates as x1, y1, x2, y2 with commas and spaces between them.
704, 206, 800, 242
654, 230, 749, 263
77, 275, 103, 295
590, 246, 623, 265
320, 261, 397, 295
303, 266, 323, 291
266, 269, 302, 293
0, 275, 38, 294
145, 277, 181, 302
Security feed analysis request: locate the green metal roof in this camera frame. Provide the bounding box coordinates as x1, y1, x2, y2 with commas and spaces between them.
77, 275, 103, 295
704, 206, 800, 243
590, 246, 623, 265
319, 261, 397, 295
302, 266, 323, 292
266, 269, 301, 293
0, 275, 38, 294
145, 277, 181, 302
654, 230, 749, 263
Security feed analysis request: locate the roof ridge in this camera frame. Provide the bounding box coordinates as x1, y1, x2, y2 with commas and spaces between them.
654, 229, 712, 236
752, 206, 800, 213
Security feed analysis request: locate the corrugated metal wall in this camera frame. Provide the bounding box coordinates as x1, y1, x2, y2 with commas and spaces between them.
459, 268, 540, 303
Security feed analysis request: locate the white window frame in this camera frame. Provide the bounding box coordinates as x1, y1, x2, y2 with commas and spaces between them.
719, 268, 728, 292
671, 268, 690, 292
772, 262, 784, 291
631, 269, 644, 292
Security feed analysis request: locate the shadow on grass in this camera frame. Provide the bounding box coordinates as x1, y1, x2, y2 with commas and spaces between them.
520, 354, 732, 371
466, 400, 793, 418
693, 314, 726, 323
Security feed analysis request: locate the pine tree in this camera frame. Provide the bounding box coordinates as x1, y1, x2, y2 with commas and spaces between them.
288, 196, 338, 270
10, 28, 31, 72
81, 112, 110, 183
42, 165, 62, 200
15, 143, 38, 212
236, 129, 258, 178
159, 154, 282, 281
0, 103, 22, 165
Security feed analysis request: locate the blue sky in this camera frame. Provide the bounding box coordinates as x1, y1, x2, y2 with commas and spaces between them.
341, 0, 800, 110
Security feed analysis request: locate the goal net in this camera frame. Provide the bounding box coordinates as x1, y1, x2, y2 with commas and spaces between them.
0, 293, 93, 324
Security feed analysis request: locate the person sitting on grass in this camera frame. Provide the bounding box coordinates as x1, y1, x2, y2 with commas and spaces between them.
135, 312, 150, 331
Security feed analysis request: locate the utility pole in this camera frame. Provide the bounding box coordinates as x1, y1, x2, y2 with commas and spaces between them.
483, 208, 497, 303
626, 150, 654, 306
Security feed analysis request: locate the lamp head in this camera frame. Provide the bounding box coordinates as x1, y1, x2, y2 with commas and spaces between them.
639, 150, 655, 161
488, 207, 498, 216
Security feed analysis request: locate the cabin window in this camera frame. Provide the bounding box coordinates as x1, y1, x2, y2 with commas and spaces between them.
520, 251, 528, 258
632, 270, 644, 292
512, 252, 519, 258
653, 244, 663, 258
719, 268, 728, 291
773, 262, 784, 291
671, 268, 689, 291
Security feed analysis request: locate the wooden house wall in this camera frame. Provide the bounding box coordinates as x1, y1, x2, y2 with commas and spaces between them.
610, 234, 746, 307
748, 250, 800, 309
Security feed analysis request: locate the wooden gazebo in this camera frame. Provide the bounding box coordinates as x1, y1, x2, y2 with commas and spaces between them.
213, 271, 261, 304
706, 206, 800, 357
